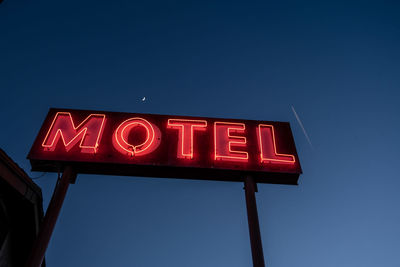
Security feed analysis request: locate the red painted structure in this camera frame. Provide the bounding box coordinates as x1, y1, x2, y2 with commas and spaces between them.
28, 108, 301, 184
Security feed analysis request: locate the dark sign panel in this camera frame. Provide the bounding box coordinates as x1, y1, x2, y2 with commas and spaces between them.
28, 108, 302, 184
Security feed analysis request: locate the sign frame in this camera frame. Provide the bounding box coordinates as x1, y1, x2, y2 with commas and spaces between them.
28, 108, 302, 185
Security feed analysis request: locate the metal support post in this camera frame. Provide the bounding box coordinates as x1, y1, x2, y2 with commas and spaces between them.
244, 176, 265, 267
25, 166, 77, 267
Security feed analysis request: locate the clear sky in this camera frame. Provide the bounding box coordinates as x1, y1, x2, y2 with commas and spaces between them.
1, 0, 400, 266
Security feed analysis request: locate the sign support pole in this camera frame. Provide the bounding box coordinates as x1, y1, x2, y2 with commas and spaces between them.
25, 166, 77, 267
244, 176, 265, 267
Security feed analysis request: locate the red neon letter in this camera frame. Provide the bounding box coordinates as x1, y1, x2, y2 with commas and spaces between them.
113, 118, 161, 157
214, 122, 248, 162
167, 119, 207, 159
42, 112, 106, 153
258, 124, 295, 164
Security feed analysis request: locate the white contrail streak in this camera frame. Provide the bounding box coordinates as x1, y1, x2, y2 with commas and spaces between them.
291, 105, 314, 149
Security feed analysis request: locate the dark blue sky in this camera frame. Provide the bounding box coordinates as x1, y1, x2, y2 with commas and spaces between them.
1, 0, 400, 266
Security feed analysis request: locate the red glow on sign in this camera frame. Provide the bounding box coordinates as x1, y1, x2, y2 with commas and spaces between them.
42, 112, 106, 153
214, 122, 248, 162
167, 119, 207, 159
113, 117, 161, 157
258, 124, 295, 164
30, 108, 302, 184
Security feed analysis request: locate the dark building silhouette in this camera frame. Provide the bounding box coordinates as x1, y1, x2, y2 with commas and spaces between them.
0, 149, 45, 267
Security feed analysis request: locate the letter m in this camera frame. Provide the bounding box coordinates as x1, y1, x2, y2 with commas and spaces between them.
42, 112, 106, 153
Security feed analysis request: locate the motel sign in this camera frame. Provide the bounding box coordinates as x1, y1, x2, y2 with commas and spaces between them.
28, 108, 301, 184
26, 108, 302, 267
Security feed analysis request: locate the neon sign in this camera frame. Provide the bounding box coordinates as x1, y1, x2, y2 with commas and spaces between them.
167, 119, 207, 159
258, 125, 296, 164
113, 118, 161, 157
42, 112, 106, 153
29, 108, 302, 184
214, 122, 248, 162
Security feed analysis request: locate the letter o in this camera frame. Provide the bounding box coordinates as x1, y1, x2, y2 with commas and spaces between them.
113, 117, 161, 156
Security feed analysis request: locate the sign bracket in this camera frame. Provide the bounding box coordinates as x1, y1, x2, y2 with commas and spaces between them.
244, 176, 266, 267
25, 166, 77, 267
